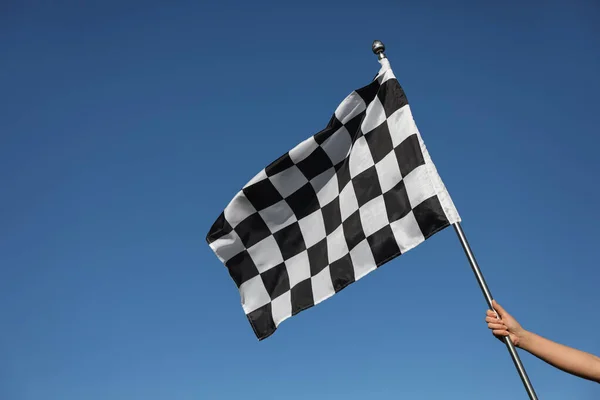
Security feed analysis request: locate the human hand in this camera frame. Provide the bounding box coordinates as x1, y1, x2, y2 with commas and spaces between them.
485, 300, 528, 347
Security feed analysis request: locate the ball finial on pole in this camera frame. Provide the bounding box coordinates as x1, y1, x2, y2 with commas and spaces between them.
372, 40, 386, 59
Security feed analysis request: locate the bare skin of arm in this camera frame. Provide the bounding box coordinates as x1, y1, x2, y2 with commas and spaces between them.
486, 300, 600, 384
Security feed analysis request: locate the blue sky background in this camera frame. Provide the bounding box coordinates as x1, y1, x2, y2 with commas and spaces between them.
1, 1, 599, 399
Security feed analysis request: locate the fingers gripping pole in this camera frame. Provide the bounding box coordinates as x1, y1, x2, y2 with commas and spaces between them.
453, 223, 539, 400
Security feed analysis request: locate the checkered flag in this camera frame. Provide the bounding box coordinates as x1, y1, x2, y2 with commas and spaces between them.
206, 58, 460, 340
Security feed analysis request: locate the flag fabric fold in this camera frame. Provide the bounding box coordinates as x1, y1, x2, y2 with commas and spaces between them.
206, 58, 460, 340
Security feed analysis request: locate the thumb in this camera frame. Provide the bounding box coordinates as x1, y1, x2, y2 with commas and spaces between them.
492, 299, 508, 318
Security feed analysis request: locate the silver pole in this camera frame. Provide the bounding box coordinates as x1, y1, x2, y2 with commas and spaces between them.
372, 40, 538, 400
453, 222, 539, 399
372, 40, 539, 398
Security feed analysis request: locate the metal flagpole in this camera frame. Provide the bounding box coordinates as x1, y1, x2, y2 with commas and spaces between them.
371, 41, 539, 399
453, 222, 538, 399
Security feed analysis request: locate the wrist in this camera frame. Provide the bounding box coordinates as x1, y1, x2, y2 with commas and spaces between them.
517, 329, 533, 349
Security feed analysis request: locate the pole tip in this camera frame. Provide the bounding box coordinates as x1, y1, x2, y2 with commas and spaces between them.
372, 40, 386, 59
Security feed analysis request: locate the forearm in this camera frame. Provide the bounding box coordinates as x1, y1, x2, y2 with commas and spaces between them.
519, 331, 600, 383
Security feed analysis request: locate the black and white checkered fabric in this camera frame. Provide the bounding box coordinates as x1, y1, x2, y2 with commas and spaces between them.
207, 59, 460, 340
